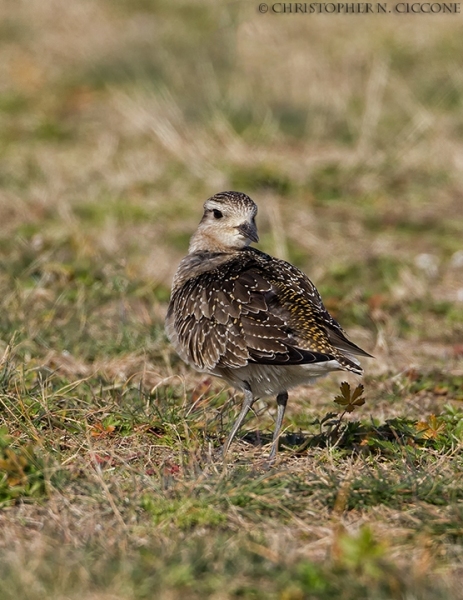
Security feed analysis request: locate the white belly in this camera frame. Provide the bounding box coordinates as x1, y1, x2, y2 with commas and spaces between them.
216, 360, 343, 398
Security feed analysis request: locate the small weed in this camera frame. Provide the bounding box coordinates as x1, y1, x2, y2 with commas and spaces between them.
0, 428, 48, 506
141, 495, 226, 529
335, 526, 388, 578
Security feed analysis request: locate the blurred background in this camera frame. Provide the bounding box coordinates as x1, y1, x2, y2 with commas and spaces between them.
0, 0, 462, 378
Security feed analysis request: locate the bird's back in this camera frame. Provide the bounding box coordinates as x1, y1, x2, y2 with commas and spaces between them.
166, 247, 370, 384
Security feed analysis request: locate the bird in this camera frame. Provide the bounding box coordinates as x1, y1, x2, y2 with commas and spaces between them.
165, 191, 371, 461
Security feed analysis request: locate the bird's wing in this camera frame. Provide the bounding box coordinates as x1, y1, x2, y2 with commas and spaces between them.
268, 256, 372, 360
167, 249, 369, 374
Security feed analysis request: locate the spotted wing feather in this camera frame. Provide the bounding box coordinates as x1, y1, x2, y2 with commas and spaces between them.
167, 248, 367, 375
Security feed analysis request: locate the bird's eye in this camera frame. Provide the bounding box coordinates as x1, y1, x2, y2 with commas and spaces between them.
212, 209, 223, 219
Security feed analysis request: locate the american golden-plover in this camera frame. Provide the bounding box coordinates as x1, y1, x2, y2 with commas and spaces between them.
166, 191, 371, 460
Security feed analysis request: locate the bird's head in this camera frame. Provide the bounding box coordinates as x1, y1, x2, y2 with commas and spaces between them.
189, 191, 259, 253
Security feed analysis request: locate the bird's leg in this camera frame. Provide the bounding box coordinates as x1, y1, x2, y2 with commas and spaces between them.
268, 391, 288, 463
223, 386, 255, 457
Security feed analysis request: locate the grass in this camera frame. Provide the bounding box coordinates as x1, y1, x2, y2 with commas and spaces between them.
1, 0, 463, 598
